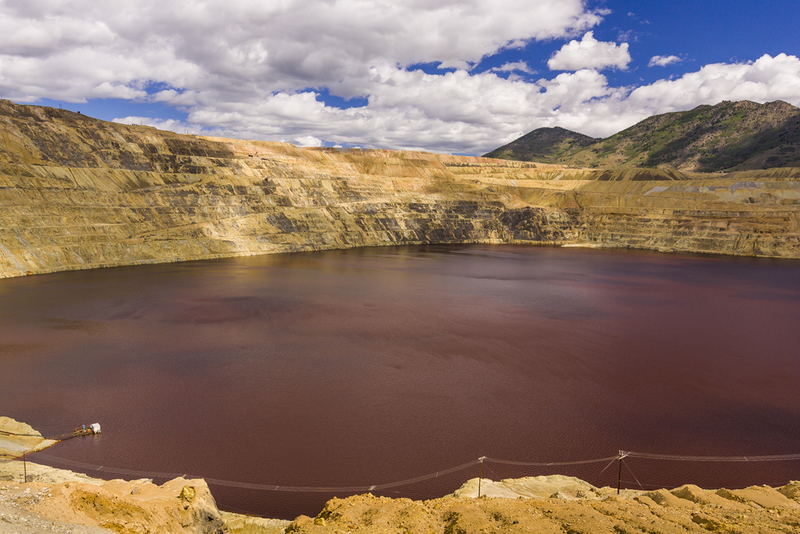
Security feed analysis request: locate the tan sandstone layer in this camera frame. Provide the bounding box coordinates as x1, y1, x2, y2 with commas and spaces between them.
1, 99, 800, 279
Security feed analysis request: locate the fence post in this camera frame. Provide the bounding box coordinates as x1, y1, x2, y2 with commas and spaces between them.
23, 452, 27, 483
477, 456, 486, 497
617, 451, 628, 494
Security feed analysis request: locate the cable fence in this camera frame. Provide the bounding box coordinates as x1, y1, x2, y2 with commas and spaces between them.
623, 451, 800, 462
9, 450, 798, 495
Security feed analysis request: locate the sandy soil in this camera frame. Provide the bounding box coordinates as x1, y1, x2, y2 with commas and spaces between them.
287, 478, 800, 534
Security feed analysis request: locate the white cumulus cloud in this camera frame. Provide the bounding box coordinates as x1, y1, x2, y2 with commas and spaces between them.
0, 0, 603, 103
626, 54, 800, 113
547, 31, 631, 71
1, 1, 799, 155
114, 54, 800, 155
491, 62, 537, 75
649, 55, 682, 67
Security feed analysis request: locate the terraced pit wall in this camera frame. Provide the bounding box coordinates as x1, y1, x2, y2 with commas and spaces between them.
1, 99, 799, 279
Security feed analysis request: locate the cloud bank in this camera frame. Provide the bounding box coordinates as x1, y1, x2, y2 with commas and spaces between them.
1, 1, 800, 154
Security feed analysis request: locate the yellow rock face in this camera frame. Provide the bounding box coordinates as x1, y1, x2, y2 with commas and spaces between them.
284, 482, 800, 534
0, 417, 57, 458
1, 99, 799, 279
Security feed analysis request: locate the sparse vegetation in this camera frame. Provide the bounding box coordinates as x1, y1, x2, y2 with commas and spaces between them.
485, 100, 800, 172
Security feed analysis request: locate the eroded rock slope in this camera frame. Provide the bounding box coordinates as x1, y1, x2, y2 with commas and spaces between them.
286, 480, 800, 534
1, 99, 799, 279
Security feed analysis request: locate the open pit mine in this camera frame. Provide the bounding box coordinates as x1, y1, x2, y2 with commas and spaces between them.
1, 99, 799, 279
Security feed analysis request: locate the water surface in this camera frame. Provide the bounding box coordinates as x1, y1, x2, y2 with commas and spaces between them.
1, 245, 799, 518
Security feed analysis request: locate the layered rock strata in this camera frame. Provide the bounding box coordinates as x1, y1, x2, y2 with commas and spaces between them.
1, 99, 799, 279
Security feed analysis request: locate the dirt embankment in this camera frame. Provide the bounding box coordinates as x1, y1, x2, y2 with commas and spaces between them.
0, 416, 289, 534
0, 458, 292, 534
3, 449, 800, 532
0, 417, 57, 459
4, 458, 800, 534
286, 477, 800, 534
0, 467, 226, 534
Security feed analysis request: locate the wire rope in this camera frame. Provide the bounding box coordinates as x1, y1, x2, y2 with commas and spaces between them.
623, 451, 800, 462
484, 455, 619, 467
31, 452, 481, 493
18, 450, 800, 494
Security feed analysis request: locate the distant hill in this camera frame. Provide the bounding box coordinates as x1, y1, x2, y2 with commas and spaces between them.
484, 100, 800, 172
484, 127, 597, 162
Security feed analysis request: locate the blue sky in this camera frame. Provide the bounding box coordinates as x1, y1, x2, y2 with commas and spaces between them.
591, 1, 799, 85
2, 0, 799, 154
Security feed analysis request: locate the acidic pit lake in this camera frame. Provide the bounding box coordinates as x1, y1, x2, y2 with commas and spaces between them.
1, 244, 799, 519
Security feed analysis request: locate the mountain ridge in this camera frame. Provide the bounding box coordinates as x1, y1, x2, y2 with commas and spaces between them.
485, 100, 800, 172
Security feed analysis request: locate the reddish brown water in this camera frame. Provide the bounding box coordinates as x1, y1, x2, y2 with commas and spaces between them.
1, 244, 799, 519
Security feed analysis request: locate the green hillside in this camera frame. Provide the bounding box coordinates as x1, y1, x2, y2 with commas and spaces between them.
484, 100, 800, 172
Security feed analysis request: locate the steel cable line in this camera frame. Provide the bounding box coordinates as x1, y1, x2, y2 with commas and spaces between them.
31, 453, 481, 493
21, 450, 800, 494
485, 456, 619, 467
623, 451, 800, 462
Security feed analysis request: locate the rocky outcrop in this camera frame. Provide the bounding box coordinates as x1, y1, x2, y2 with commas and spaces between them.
452, 475, 600, 500
286, 479, 800, 534
0, 417, 234, 534
0, 470, 229, 534
1, 99, 799, 279
0, 417, 57, 459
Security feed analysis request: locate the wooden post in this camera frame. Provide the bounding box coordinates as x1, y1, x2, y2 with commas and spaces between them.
477, 456, 486, 498
23, 452, 27, 484
616, 451, 627, 495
